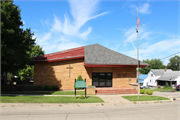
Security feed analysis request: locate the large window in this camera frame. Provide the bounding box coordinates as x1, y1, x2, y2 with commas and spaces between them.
92, 73, 112, 87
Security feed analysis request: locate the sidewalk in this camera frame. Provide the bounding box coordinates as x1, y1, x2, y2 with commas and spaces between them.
2, 93, 176, 104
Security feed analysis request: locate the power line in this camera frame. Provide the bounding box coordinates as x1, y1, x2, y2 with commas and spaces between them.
160, 52, 180, 60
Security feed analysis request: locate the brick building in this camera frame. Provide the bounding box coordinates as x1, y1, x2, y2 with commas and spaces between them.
32, 44, 148, 90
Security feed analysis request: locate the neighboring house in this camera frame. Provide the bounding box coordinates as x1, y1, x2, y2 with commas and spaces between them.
31, 44, 149, 90
138, 74, 148, 86
156, 71, 180, 87
143, 69, 172, 87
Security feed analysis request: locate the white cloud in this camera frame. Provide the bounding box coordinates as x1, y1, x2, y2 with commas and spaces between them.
51, 0, 107, 39
124, 25, 153, 50
139, 3, 151, 14
121, 23, 180, 65
34, 0, 107, 54
22, 21, 25, 25
130, 3, 151, 14
125, 38, 180, 65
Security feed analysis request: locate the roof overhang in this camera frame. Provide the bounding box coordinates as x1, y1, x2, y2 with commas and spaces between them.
33, 56, 84, 63
84, 64, 148, 67
156, 79, 172, 82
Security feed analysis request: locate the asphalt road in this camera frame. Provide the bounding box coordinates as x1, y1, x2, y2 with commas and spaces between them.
1, 101, 180, 120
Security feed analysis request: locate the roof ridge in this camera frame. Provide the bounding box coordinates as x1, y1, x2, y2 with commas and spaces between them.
84, 43, 149, 66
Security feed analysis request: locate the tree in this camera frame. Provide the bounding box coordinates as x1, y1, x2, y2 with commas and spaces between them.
18, 45, 45, 80
139, 59, 165, 74
167, 55, 180, 71
1, 1, 35, 74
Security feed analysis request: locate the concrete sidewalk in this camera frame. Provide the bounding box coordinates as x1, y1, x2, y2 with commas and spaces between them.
97, 94, 134, 104
2, 93, 176, 104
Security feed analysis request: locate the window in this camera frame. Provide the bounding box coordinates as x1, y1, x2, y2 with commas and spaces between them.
151, 74, 153, 77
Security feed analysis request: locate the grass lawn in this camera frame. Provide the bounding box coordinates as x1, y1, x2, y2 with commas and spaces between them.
1, 96, 104, 103
153, 88, 176, 92
122, 95, 170, 101
1, 91, 86, 95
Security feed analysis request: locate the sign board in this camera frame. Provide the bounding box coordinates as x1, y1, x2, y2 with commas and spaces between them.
75, 81, 86, 88
74, 79, 87, 99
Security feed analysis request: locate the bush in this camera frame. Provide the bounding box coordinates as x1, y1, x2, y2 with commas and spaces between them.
19, 86, 35, 91
77, 75, 83, 81
79, 95, 85, 99
146, 90, 153, 95
164, 82, 171, 89
140, 89, 145, 94
165, 82, 169, 88
44, 85, 51, 91
52, 85, 59, 91
34, 85, 43, 91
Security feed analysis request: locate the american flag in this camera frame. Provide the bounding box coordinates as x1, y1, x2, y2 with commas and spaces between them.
137, 17, 140, 28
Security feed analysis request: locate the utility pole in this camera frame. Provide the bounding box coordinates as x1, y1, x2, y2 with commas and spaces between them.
136, 7, 140, 98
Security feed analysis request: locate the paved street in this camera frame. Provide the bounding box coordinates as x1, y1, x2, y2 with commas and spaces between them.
1, 101, 180, 120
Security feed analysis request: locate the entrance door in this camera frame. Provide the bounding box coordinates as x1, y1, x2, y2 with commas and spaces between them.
92, 73, 112, 87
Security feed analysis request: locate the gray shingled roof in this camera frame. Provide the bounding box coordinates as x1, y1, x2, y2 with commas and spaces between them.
157, 71, 180, 81
151, 69, 172, 76
84, 44, 149, 66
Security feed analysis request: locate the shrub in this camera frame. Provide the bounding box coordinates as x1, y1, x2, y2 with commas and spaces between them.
165, 82, 169, 88
19, 86, 34, 91
79, 95, 85, 99
77, 75, 83, 81
164, 82, 171, 89
44, 85, 51, 91
34, 85, 43, 91
140, 89, 145, 94
52, 85, 59, 91
146, 90, 153, 95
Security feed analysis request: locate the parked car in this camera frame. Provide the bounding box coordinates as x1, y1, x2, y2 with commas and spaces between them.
176, 85, 180, 91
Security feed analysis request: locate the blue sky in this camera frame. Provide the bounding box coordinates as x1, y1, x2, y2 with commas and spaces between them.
14, 0, 180, 65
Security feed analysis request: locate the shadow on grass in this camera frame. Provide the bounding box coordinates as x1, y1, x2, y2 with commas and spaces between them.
1, 91, 56, 97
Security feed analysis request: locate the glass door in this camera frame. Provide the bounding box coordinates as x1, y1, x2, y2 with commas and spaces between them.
99, 73, 105, 86
92, 73, 112, 87
92, 73, 99, 86
106, 73, 112, 87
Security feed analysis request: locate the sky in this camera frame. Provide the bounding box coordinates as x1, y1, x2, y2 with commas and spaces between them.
14, 0, 180, 65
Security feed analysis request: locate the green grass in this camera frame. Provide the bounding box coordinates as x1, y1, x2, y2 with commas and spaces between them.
153, 88, 175, 92
122, 95, 170, 101
1, 91, 86, 95
1, 96, 104, 103
143, 87, 176, 92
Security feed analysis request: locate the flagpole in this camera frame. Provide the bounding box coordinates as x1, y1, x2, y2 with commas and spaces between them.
137, 7, 140, 98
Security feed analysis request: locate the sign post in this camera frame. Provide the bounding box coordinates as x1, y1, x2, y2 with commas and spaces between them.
75, 79, 76, 99
75, 79, 86, 99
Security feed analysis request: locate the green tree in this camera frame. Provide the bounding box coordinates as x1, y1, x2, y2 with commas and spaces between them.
1, 1, 35, 74
139, 59, 165, 74
18, 45, 45, 80
167, 55, 180, 71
